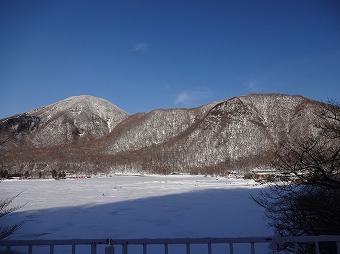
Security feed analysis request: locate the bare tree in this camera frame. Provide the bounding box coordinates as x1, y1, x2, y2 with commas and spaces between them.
253, 99, 340, 253
0, 193, 25, 240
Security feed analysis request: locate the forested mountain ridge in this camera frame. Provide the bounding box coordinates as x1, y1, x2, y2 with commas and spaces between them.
0, 94, 323, 177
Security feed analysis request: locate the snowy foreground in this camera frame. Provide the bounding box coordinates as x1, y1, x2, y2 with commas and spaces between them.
1, 175, 272, 253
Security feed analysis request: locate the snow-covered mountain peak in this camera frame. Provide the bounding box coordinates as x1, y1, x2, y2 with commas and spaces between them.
1, 95, 130, 147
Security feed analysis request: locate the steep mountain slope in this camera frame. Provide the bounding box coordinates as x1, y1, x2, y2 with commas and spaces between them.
0, 94, 324, 177
103, 94, 321, 174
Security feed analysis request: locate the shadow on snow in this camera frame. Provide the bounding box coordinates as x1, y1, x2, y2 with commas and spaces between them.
6, 188, 270, 240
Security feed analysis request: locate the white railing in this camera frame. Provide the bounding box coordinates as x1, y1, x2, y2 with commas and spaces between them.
0, 239, 110, 254
1, 235, 340, 254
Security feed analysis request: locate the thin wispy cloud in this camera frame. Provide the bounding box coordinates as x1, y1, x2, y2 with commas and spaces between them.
242, 79, 263, 93
175, 92, 189, 104
247, 80, 258, 90
132, 42, 148, 52
174, 89, 213, 106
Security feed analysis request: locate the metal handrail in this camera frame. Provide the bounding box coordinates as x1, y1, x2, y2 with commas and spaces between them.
109, 236, 340, 254
1, 235, 340, 254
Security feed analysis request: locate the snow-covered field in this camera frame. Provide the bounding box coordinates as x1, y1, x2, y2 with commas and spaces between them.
1, 175, 271, 253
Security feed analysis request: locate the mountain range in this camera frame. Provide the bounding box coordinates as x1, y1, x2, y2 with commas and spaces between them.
0, 94, 324, 177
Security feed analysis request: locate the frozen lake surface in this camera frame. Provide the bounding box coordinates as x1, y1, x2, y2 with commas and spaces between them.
1, 175, 271, 253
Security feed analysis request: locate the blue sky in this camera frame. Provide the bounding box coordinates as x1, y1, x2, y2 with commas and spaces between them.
1, 0, 339, 118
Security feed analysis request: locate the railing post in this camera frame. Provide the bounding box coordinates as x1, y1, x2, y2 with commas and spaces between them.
143, 243, 147, 254
229, 243, 234, 254
250, 242, 255, 254
122, 242, 128, 254
105, 245, 115, 254
272, 241, 277, 253
72, 243, 76, 254
186, 242, 190, 254
91, 243, 97, 254
294, 242, 298, 254
337, 241, 340, 254
28, 244, 32, 254
207, 242, 212, 254
315, 241, 320, 254
50, 244, 54, 254
164, 243, 168, 254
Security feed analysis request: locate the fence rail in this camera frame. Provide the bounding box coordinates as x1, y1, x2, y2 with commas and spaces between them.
1, 235, 340, 254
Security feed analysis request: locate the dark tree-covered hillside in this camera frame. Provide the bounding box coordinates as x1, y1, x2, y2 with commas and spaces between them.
254, 99, 340, 254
